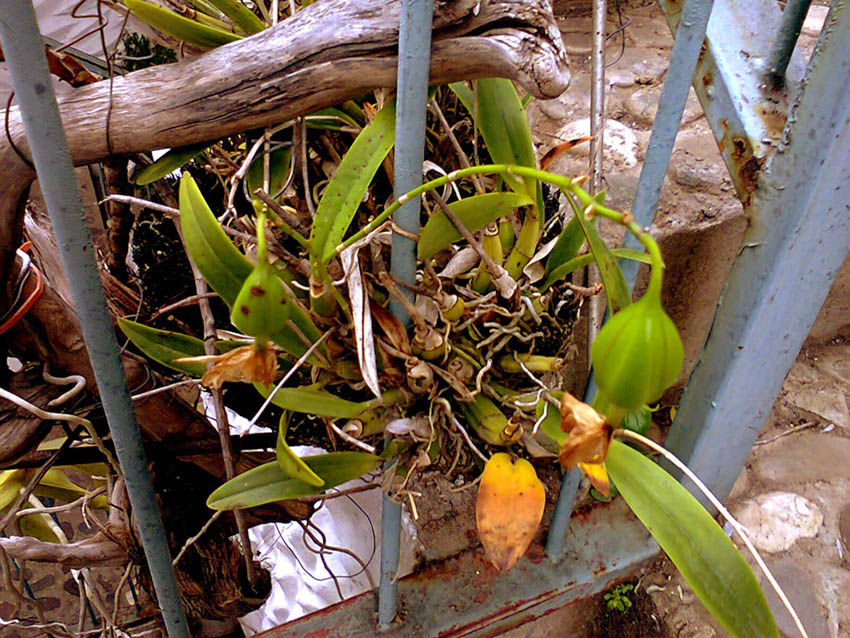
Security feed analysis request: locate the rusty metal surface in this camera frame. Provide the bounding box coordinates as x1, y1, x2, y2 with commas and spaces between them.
658, 0, 807, 206
258, 498, 657, 638
666, 2, 850, 505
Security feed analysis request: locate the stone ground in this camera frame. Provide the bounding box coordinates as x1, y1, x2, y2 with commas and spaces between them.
503, 1, 850, 637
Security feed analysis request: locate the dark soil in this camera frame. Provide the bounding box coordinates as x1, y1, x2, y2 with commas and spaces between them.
588, 584, 667, 637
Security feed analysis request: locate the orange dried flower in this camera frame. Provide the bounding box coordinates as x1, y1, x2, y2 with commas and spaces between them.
558, 392, 613, 496
176, 344, 278, 389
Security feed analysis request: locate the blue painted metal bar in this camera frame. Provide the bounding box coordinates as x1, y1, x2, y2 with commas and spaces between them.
546, 0, 715, 562
543, 467, 582, 560
380, 0, 435, 629
659, 0, 805, 202
620, 0, 715, 290
0, 5, 190, 638
388, 0, 434, 324
764, 0, 813, 87
666, 2, 850, 506
257, 499, 658, 638
378, 497, 403, 629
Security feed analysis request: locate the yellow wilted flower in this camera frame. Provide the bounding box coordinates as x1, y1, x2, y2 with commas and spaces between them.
175, 344, 277, 389
558, 392, 613, 497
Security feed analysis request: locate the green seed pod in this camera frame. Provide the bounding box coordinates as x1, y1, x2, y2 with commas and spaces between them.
591, 289, 683, 409
230, 207, 290, 338
230, 260, 290, 338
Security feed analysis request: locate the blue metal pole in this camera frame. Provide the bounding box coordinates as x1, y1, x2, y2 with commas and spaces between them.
0, 5, 190, 637
546, 0, 715, 562
379, 0, 434, 629
666, 2, 850, 507
764, 0, 813, 87
620, 0, 715, 291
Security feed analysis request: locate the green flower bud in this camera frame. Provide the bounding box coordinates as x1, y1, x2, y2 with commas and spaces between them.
230, 260, 290, 338
591, 287, 683, 409
230, 207, 290, 338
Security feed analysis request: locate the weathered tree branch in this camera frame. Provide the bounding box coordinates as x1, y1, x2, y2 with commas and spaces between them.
0, 533, 127, 568
0, 0, 568, 287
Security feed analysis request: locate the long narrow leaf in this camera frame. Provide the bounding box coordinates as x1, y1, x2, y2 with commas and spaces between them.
207, 452, 381, 510
340, 244, 381, 399
456, 79, 536, 195
135, 142, 210, 185
541, 248, 651, 291
253, 383, 372, 419
118, 318, 207, 377
124, 0, 242, 49
179, 173, 254, 306
544, 216, 584, 277
306, 107, 362, 131
276, 412, 324, 486
178, 175, 324, 360
563, 192, 631, 313
418, 192, 532, 260
607, 440, 778, 638
246, 146, 292, 197
311, 101, 396, 263
118, 318, 250, 376
448, 82, 474, 114
207, 0, 265, 34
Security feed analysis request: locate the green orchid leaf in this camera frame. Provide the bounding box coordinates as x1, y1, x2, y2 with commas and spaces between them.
448, 82, 474, 114
306, 107, 362, 131
253, 383, 373, 419
311, 100, 396, 263
418, 192, 532, 260
451, 79, 536, 196
190, 0, 226, 20
276, 412, 324, 487
118, 318, 263, 376
622, 406, 652, 436
207, 0, 265, 34
607, 440, 778, 638
17, 513, 61, 543
563, 191, 631, 313
177, 175, 324, 361
135, 142, 210, 185
124, 0, 242, 49
534, 394, 566, 447
0, 470, 27, 512
541, 248, 651, 291
179, 172, 254, 306
246, 146, 292, 197
207, 452, 382, 510
118, 318, 207, 377
545, 216, 584, 277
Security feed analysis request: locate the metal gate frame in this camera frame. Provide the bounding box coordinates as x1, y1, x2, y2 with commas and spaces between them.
1, 0, 848, 636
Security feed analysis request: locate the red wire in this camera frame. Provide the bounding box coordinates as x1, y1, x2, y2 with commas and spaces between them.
0, 241, 44, 335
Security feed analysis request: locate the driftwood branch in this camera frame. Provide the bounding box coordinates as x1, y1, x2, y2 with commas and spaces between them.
0, 534, 127, 569
0, 0, 568, 285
